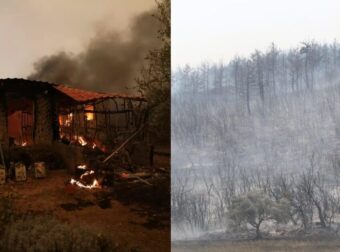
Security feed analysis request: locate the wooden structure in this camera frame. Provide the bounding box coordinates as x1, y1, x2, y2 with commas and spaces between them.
0, 78, 147, 149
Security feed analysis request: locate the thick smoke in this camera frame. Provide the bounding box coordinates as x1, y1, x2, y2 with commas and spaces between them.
28, 8, 160, 93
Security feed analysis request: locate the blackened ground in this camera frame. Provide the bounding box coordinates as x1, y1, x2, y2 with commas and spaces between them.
172, 238, 340, 252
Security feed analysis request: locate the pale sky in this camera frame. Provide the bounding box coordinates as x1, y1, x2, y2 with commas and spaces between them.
172, 0, 340, 68
0, 0, 154, 78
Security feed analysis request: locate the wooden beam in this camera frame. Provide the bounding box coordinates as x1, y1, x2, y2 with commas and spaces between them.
102, 124, 146, 163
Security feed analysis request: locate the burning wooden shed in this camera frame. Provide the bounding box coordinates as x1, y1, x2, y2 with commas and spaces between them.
0, 78, 147, 150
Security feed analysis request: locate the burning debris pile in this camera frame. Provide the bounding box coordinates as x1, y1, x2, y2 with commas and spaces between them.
60, 134, 100, 151
70, 165, 101, 189
0, 138, 168, 193
0, 118, 169, 213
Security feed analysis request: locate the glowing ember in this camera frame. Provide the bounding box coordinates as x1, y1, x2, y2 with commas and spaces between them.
59, 113, 73, 127
80, 170, 95, 180
21, 142, 27, 146
92, 143, 96, 149
70, 178, 101, 189
120, 172, 130, 179
78, 136, 87, 146
65, 113, 73, 126
77, 164, 87, 169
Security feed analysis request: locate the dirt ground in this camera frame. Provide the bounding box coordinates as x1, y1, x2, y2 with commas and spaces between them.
172, 239, 340, 252
0, 164, 170, 252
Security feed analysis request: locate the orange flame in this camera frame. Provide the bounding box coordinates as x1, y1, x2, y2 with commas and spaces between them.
120, 172, 130, 179
85, 105, 94, 121
80, 170, 95, 180
59, 113, 73, 127
70, 169, 100, 189
78, 136, 87, 146
70, 178, 101, 189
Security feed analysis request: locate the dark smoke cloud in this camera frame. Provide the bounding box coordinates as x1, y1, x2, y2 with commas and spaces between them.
28, 8, 160, 93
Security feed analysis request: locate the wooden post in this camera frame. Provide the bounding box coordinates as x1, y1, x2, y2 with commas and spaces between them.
0, 142, 6, 170
149, 144, 154, 167
33, 91, 54, 144
103, 124, 146, 164
0, 93, 9, 147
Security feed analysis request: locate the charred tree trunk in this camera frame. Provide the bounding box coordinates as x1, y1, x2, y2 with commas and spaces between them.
305, 56, 309, 89
314, 200, 327, 228
245, 63, 251, 115
51, 93, 59, 141
255, 222, 262, 239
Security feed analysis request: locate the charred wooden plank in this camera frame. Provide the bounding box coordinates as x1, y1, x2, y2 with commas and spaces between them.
102, 124, 146, 163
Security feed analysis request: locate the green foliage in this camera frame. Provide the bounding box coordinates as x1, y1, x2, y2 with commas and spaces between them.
228, 191, 290, 238
137, 0, 170, 143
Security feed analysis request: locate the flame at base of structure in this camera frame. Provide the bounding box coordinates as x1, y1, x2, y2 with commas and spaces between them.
70, 178, 101, 189
80, 170, 94, 180
77, 136, 87, 146
70, 168, 101, 189
77, 164, 87, 170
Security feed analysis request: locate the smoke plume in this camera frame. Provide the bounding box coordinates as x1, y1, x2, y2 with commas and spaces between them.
28, 8, 160, 93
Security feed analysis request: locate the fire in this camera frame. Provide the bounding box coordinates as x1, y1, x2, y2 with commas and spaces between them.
70, 178, 101, 189
120, 172, 130, 179
65, 113, 73, 126
70, 169, 100, 189
80, 170, 95, 180
85, 105, 94, 121
74, 136, 97, 149
78, 136, 87, 146
77, 164, 87, 169
59, 113, 73, 127
71, 135, 88, 146
21, 141, 27, 146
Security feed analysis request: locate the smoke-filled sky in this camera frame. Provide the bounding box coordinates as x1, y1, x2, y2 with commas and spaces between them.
0, 0, 156, 92
172, 0, 340, 68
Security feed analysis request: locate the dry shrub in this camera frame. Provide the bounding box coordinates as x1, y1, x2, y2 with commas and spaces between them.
0, 197, 14, 228
0, 196, 117, 251
0, 215, 117, 252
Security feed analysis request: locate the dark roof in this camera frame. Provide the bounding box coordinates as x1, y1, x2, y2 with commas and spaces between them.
0, 78, 145, 103
53, 84, 145, 103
